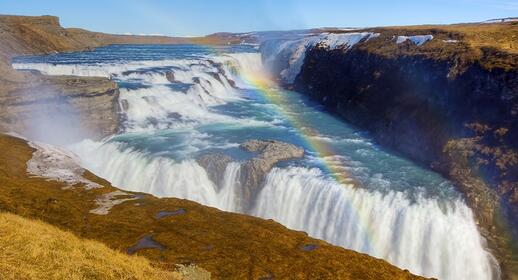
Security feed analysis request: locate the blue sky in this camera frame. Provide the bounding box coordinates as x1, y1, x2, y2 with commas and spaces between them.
1, 0, 516, 36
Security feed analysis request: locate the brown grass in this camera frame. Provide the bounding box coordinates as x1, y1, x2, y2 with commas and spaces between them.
384, 22, 518, 54
332, 22, 518, 72
0, 212, 180, 280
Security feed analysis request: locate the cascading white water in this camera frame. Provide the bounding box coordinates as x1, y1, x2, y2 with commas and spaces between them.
70, 139, 498, 280
253, 167, 498, 280
16, 47, 499, 280
14, 54, 263, 132
71, 140, 243, 212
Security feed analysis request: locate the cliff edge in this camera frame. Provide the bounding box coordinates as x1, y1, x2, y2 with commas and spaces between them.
262, 20, 518, 278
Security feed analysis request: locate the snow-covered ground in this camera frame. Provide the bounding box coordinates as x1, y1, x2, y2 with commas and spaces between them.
396, 35, 434, 46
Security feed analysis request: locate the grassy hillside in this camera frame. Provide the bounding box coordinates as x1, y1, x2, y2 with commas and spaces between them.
0, 15, 242, 83
0, 212, 181, 280
318, 21, 518, 74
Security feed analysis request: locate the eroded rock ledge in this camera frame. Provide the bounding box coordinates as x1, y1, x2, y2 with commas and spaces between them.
197, 140, 304, 211
0, 75, 120, 141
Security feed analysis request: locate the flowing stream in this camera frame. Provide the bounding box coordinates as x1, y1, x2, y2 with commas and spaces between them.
13, 44, 499, 280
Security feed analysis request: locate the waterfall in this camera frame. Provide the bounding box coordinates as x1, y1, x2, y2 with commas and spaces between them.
260, 32, 379, 84
69, 140, 498, 280
70, 140, 244, 212
252, 167, 498, 280
17, 46, 499, 280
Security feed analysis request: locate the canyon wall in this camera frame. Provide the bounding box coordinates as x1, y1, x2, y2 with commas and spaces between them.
263, 22, 518, 278
0, 15, 118, 139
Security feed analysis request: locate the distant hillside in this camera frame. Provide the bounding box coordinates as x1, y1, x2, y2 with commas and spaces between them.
0, 15, 244, 84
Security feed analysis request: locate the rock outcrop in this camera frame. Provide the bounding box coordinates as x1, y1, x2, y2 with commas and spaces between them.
239, 140, 304, 210
0, 16, 121, 140
198, 140, 304, 211
0, 74, 119, 142
197, 153, 233, 189
264, 22, 518, 278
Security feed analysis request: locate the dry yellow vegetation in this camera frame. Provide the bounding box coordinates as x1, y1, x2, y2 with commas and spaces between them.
0, 212, 181, 280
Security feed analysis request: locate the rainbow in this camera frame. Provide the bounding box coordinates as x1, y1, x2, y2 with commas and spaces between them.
236, 58, 355, 185
204, 47, 378, 252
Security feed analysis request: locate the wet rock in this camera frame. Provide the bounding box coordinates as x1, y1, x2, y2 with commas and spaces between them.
156, 208, 187, 219
239, 140, 304, 209
207, 59, 237, 88
0, 75, 120, 141
197, 140, 304, 212
208, 72, 223, 84
197, 153, 233, 189
241, 139, 305, 160
165, 71, 175, 82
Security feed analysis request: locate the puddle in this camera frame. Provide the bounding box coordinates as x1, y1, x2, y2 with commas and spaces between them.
300, 244, 319, 251
127, 234, 166, 254
156, 208, 187, 219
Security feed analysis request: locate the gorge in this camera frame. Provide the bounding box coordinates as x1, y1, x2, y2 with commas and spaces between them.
1, 14, 516, 280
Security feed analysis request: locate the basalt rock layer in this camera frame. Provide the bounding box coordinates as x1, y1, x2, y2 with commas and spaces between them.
275, 22, 518, 278
197, 139, 305, 211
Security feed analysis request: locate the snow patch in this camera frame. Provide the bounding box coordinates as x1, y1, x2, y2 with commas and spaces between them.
320, 33, 380, 48
483, 18, 518, 23
261, 32, 379, 84
90, 190, 138, 215
26, 141, 102, 189
396, 35, 434, 46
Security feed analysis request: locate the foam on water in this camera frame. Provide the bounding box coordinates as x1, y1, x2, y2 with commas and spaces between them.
253, 167, 497, 280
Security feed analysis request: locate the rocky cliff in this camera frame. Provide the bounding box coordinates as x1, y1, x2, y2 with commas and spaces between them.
0, 15, 117, 139
0, 15, 250, 140
263, 21, 518, 278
